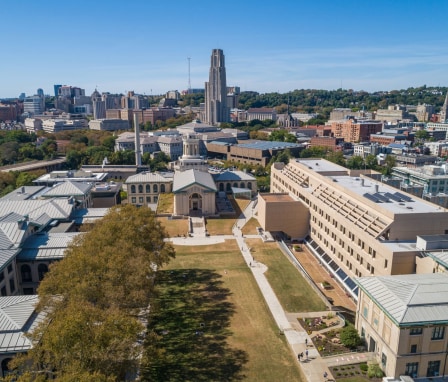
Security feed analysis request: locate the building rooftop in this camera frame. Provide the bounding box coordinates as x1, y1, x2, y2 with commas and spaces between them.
212, 170, 256, 182
355, 273, 448, 326
260, 193, 295, 202
173, 169, 217, 193
18, 232, 81, 261
0, 295, 45, 354
237, 141, 301, 150
125, 171, 174, 183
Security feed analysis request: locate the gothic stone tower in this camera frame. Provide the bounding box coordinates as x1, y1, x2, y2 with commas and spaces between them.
205, 49, 229, 125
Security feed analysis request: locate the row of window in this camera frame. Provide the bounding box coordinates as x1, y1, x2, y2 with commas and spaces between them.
131, 196, 158, 204
406, 360, 441, 377
21, 264, 48, 283
130, 184, 167, 194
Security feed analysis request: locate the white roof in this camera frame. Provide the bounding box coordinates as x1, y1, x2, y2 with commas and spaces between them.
18, 232, 81, 260
42, 181, 93, 197
0, 295, 45, 354
125, 171, 174, 184
355, 273, 448, 326
0, 199, 74, 222
0, 186, 46, 201
173, 169, 217, 193
213, 170, 256, 182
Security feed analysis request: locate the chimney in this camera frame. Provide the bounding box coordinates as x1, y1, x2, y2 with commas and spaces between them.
361, 179, 365, 187
134, 113, 142, 166
374, 184, 379, 193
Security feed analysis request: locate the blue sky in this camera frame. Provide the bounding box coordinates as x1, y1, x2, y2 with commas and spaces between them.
1, 0, 448, 98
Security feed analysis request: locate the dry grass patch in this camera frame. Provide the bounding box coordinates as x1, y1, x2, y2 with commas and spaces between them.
246, 239, 327, 313
205, 217, 236, 235
158, 217, 188, 237
147, 240, 303, 381
157, 193, 174, 214
241, 217, 260, 235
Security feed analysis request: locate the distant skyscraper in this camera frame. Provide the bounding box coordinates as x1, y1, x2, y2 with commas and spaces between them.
205, 49, 229, 125
440, 92, 448, 122
54, 85, 62, 97
37, 88, 44, 97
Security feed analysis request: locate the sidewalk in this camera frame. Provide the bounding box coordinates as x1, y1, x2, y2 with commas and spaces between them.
168, 199, 362, 382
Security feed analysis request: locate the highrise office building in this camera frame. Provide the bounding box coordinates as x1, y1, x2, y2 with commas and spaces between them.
205, 49, 229, 125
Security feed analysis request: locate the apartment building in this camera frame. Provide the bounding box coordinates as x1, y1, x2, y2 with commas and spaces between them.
269, 159, 448, 299
330, 120, 383, 143
355, 273, 448, 378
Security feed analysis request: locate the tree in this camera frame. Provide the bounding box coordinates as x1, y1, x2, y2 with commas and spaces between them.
8, 205, 175, 381
383, 155, 396, 176
325, 151, 346, 166
339, 324, 362, 349
364, 154, 378, 170
345, 155, 364, 169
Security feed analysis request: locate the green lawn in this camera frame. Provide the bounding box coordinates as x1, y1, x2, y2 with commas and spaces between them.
142, 240, 303, 381
246, 239, 327, 313
157, 217, 188, 237
242, 217, 260, 235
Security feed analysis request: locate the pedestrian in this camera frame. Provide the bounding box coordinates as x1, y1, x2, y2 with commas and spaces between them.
300, 352, 304, 359
297, 353, 301, 361
305, 349, 308, 359
324, 371, 328, 381
305, 338, 308, 346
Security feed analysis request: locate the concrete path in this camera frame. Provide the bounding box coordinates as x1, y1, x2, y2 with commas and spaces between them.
167, 199, 367, 382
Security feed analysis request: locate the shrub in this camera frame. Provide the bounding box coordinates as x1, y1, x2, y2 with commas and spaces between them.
368, 363, 384, 378
360, 363, 368, 371
333, 367, 339, 371
339, 324, 362, 349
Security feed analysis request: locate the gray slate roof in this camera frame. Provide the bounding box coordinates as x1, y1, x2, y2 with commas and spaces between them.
173, 169, 217, 193
125, 171, 174, 184
0, 295, 45, 354
18, 232, 81, 261
0, 199, 74, 223
355, 273, 448, 326
0, 186, 46, 201
42, 181, 93, 197
213, 170, 256, 182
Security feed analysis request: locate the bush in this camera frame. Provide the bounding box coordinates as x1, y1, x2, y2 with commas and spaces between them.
368, 363, 384, 378
339, 324, 362, 349
360, 363, 368, 371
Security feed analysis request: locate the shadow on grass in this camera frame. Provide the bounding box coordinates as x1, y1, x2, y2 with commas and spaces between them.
141, 269, 248, 381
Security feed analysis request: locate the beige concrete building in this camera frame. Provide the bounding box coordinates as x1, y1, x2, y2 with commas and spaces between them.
257, 193, 309, 239
270, 158, 448, 299
355, 273, 448, 379
125, 172, 174, 206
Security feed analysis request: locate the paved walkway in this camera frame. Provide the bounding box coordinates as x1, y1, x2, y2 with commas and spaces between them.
167, 200, 372, 382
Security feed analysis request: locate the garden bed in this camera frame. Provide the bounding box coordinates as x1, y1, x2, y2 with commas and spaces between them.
329, 363, 383, 382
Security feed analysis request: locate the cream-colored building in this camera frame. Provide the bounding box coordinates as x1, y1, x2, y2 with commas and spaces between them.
270, 158, 448, 299
257, 193, 309, 239
125, 172, 174, 206
355, 273, 448, 379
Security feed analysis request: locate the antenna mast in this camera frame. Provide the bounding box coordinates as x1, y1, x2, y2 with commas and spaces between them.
187, 57, 191, 93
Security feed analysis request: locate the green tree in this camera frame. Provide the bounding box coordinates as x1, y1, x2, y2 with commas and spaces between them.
345, 155, 364, 169
7, 205, 175, 381
325, 151, 346, 166
383, 155, 396, 175
365, 154, 378, 170
339, 324, 362, 349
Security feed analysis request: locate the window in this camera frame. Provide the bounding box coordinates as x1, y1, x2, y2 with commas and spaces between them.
138, 185, 143, 193
381, 353, 387, 367
146, 184, 150, 193
38, 264, 48, 281
427, 360, 440, 377
161, 184, 166, 193
153, 184, 158, 193
410, 328, 423, 336
384, 259, 388, 268
410, 344, 417, 353
139, 197, 144, 203
363, 306, 368, 318
154, 196, 158, 203
9, 278, 15, 293
131, 197, 136, 203
21, 265, 32, 282
432, 327, 445, 340
7, 264, 12, 273
131, 185, 136, 194
405, 362, 418, 377
146, 196, 151, 203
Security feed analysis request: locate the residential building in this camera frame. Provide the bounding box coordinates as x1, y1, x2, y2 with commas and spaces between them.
205, 49, 229, 125
310, 136, 346, 151
355, 273, 448, 378
269, 158, 448, 299
330, 119, 383, 143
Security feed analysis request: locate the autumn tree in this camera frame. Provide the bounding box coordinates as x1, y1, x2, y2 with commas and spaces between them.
6, 205, 175, 381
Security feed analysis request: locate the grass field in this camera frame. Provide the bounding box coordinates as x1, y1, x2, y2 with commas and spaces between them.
246, 239, 327, 313
157, 193, 174, 214
158, 217, 188, 237
242, 217, 260, 235
142, 241, 303, 381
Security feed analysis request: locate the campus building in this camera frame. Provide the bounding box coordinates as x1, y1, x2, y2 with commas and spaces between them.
269, 158, 448, 299
355, 273, 448, 379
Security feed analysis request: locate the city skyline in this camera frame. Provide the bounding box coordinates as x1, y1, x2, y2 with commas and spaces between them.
1, 0, 448, 98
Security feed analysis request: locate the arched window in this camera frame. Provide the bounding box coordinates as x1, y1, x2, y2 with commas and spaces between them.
240, 182, 245, 188
146, 184, 150, 193
247, 182, 252, 190
131, 185, 136, 194
219, 183, 224, 192
1, 358, 12, 378
161, 184, 165, 193
226, 183, 231, 192
138, 185, 143, 193
38, 264, 48, 281
233, 182, 238, 188
21, 265, 32, 282
153, 184, 158, 193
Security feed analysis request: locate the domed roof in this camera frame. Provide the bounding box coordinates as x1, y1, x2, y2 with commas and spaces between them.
91, 88, 101, 98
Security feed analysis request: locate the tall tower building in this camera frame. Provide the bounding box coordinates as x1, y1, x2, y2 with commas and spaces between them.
205, 49, 229, 125
440, 92, 448, 122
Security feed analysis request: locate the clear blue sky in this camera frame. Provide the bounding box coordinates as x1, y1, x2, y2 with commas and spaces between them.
1, 0, 447, 98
